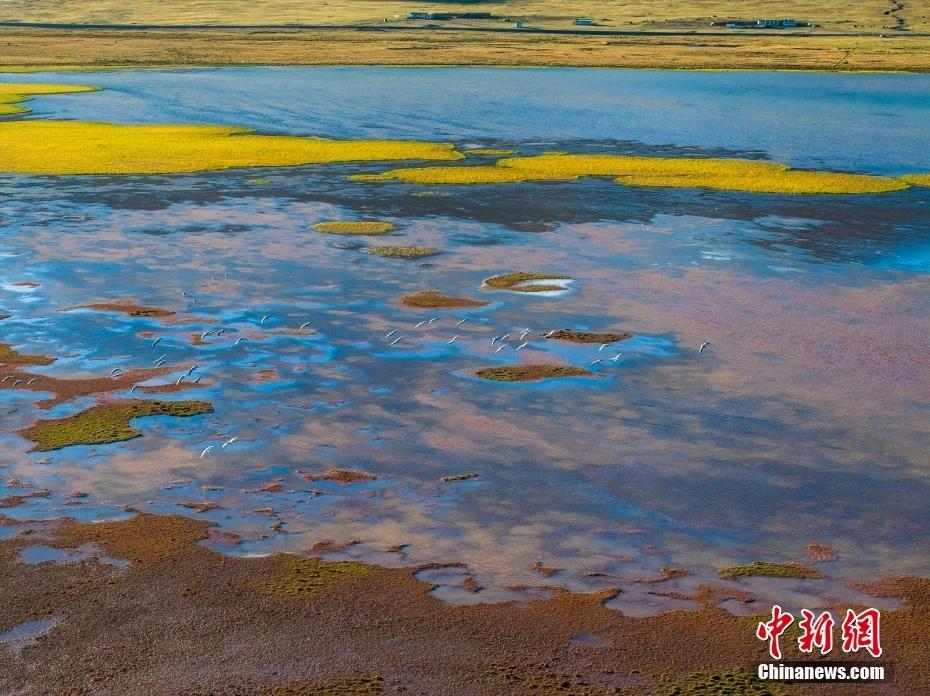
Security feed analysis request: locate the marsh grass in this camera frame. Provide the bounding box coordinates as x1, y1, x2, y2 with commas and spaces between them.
367, 246, 439, 259
400, 290, 488, 308
252, 555, 374, 599
0, 342, 54, 366
82, 301, 175, 318
483, 272, 570, 293
474, 365, 590, 382
548, 329, 633, 344
356, 153, 908, 195
0, 83, 97, 115
0, 120, 463, 175
718, 560, 826, 581
21, 399, 213, 451
313, 220, 395, 235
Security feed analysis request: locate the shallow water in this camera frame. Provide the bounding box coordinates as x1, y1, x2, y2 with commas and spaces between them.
1, 67, 929, 613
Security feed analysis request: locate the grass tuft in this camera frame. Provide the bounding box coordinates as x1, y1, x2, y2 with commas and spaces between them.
475, 364, 590, 382
547, 329, 632, 344
313, 220, 395, 235
400, 290, 488, 308
366, 246, 439, 259
0, 342, 55, 366
20, 399, 213, 451
719, 560, 826, 581
484, 272, 570, 293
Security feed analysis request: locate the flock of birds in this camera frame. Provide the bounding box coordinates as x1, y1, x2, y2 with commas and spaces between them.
64, 285, 712, 462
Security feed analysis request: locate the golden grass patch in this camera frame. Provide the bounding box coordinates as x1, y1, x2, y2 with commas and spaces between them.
0, 82, 97, 115
355, 153, 908, 195
902, 174, 930, 186
313, 220, 395, 235
0, 120, 463, 175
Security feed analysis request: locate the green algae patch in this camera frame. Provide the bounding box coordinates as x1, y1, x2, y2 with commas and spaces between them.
355, 153, 908, 195
547, 329, 633, 344
465, 148, 517, 157
0, 342, 55, 366
252, 555, 375, 599
0, 121, 463, 175
659, 670, 790, 696
20, 399, 213, 451
314, 220, 396, 235
719, 561, 826, 581
0, 83, 98, 116
475, 365, 591, 382
902, 174, 930, 186
400, 290, 488, 309
367, 246, 439, 259
484, 272, 571, 293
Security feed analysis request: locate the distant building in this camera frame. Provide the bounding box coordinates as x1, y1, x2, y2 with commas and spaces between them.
573, 17, 595, 26
756, 18, 798, 28
407, 10, 494, 21
712, 18, 805, 29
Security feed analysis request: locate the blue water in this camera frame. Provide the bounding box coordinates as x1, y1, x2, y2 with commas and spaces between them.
1, 67, 929, 614
5, 67, 930, 174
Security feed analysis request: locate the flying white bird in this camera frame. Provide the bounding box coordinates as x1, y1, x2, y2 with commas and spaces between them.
455, 318, 468, 327
235, 337, 248, 346
447, 336, 458, 344
390, 336, 404, 345
221, 437, 238, 448
151, 337, 164, 347
260, 315, 271, 325
385, 329, 397, 338
699, 342, 711, 354
200, 446, 214, 459
299, 322, 312, 330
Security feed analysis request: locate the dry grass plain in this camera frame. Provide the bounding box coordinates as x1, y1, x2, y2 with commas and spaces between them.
2, 28, 930, 71
0, 0, 927, 32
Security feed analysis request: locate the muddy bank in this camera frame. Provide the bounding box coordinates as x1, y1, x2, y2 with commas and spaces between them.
0, 513, 926, 694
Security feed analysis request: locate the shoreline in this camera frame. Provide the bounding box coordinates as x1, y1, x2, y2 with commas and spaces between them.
2, 511, 928, 694
3, 28, 930, 73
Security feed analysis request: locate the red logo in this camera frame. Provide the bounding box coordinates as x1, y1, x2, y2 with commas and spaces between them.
756, 606, 883, 658
756, 604, 794, 659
